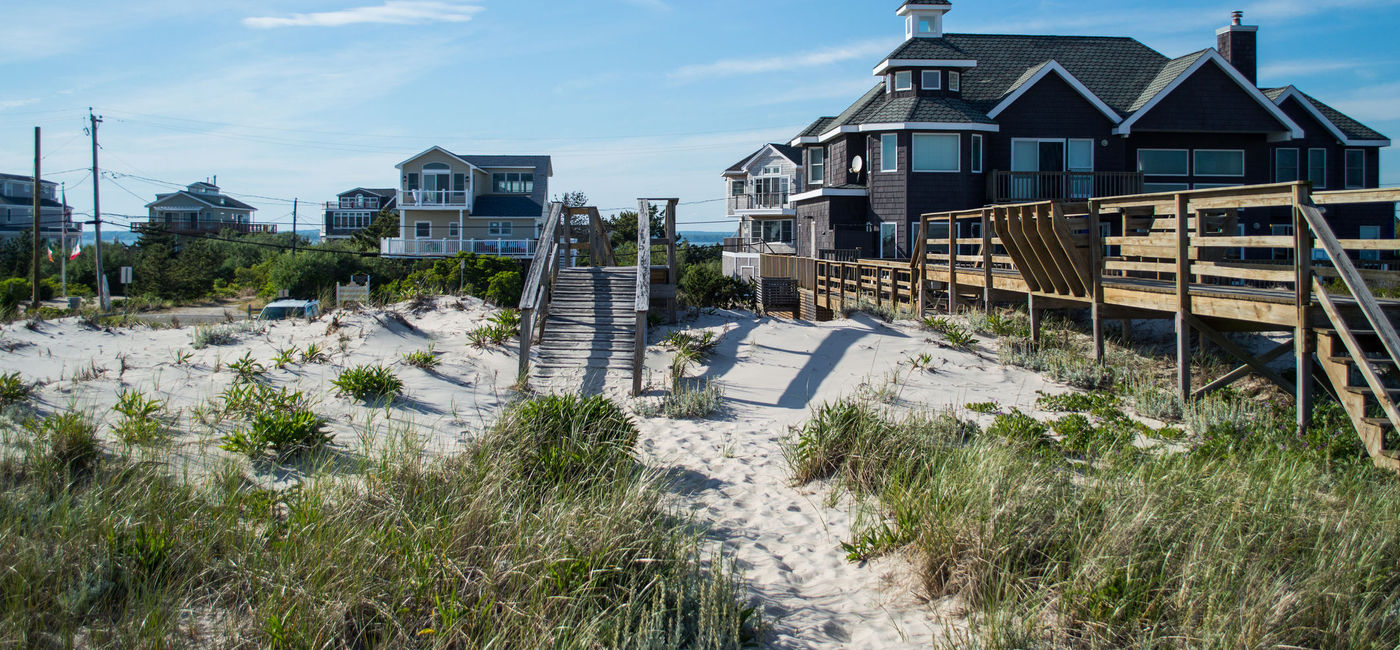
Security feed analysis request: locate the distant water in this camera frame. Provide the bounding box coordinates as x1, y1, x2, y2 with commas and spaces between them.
81, 230, 321, 246
679, 231, 729, 246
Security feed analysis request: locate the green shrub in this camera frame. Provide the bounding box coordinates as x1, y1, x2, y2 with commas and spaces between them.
332, 365, 404, 403
489, 309, 523, 332
485, 271, 524, 307
965, 401, 1000, 415
222, 409, 331, 458
300, 343, 329, 364
488, 395, 639, 490
678, 262, 753, 309
227, 352, 266, 384
467, 324, 512, 348
112, 389, 166, 444
986, 409, 1052, 450
0, 371, 32, 407
221, 383, 309, 418
637, 380, 725, 420
403, 347, 440, 370
27, 411, 98, 471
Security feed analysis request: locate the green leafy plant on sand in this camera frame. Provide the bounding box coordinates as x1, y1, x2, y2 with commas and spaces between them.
221, 409, 331, 458
25, 411, 99, 472
300, 343, 330, 364
403, 346, 440, 370
332, 365, 404, 403
0, 371, 33, 408
227, 352, 267, 384
112, 388, 167, 444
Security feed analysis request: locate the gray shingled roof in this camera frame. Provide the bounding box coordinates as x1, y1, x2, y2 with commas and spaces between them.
883, 38, 972, 61
1296, 89, 1388, 141
147, 190, 257, 212
902, 0, 951, 5
854, 95, 996, 124
725, 144, 805, 173
796, 117, 836, 139
473, 195, 544, 218
456, 154, 552, 174
1126, 49, 1209, 112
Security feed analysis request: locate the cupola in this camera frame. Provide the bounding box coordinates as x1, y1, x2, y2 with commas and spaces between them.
899, 0, 952, 40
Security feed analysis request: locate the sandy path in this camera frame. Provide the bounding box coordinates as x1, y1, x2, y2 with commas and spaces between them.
634, 311, 1064, 648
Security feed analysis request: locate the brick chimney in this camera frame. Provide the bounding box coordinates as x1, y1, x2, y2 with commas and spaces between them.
1217, 10, 1258, 86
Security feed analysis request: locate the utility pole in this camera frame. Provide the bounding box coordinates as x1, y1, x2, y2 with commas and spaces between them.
291, 198, 298, 255
31, 127, 41, 310
88, 108, 108, 311
60, 183, 68, 297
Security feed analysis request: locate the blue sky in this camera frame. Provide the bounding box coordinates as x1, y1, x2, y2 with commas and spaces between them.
2, 0, 1397, 233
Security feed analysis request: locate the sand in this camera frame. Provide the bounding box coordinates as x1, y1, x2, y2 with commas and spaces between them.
0, 302, 1075, 648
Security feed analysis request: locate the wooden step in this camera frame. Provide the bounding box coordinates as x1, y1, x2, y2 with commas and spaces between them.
1343, 386, 1400, 397
1361, 417, 1395, 428
1327, 356, 1399, 366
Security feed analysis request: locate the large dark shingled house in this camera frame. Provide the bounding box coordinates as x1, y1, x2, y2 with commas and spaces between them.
780, 0, 1391, 259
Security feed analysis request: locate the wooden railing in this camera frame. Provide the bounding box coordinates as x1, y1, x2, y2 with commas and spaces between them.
517, 202, 564, 381
813, 259, 920, 315
633, 202, 652, 396
987, 170, 1143, 204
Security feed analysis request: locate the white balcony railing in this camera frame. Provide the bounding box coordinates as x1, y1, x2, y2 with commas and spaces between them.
727, 192, 792, 212
380, 237, 537, 258
398, 190, 472, 208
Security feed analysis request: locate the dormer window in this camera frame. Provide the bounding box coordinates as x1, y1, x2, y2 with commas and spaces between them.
949, 72, 961, 92
919, 17, 934, 34
894, 71, 913, 91
922, 70, 941, 90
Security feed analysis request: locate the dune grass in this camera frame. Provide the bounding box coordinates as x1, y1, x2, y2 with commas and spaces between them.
785, 398, 1400, 648
0, 394, 757, 648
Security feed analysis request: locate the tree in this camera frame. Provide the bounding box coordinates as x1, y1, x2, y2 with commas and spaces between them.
350, 209, 401, 252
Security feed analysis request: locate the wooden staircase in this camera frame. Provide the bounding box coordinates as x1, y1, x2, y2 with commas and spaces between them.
1314, 286, 1400, 470
532, 267, 640, 394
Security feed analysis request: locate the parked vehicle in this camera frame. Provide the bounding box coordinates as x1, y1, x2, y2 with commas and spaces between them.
258, 299, 320, 321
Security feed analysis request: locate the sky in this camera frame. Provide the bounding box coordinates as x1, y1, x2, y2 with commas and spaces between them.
2, 0, 1398, 235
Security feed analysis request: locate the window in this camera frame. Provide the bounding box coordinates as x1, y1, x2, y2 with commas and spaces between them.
492, 173, 534, 194
894, 71, 913, 91
730, 180, 744, 196
1194, 150, 1245, 177
807, 148, 825, 184
922, 70, 941, 90
488, 221, 513, 236
1308, 149, 1327, 189
1068, 139, 1093, 171
912, 133, 959, 172
1361, 225, 1382, 262
448, 222, 460, 239
1272, 224, 1294, 261
414, 221, 432, 239
949, 71, 960, 92
423, 163, 450, 196
1275, 148, 1300, 183
970, 134, 983, 174
880, 222, 898, 259
405, 173, 419, 191
919, 17, 933, 33
760, 220, 794, 243
1345, 149, 1365, 189
1137, 149, 1188, 176
1143, 182, 1190, 193
880, 134, 898, 172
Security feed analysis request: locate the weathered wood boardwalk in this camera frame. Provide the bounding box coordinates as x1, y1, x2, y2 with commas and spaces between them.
767, 182, 1400, 471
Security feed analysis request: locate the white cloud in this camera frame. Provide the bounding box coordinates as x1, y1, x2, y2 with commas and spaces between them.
243, 1, 483, 29
0, 98, 40, 110
669, 38, 898, 82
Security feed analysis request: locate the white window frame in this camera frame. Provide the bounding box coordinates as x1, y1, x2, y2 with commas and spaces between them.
1274, 148, 1300, 183
1192, 150, 1246, 178
448, 222, 460, 239
414, 221, 432, 239
894, 71, 913, 91
1136, 149, 1189, 177
488, 221, 513, 236
1307, 148, 1327, 189
1143, 182, 1191, 193
911, 133, 960, 173
949, 71, 960, 92
879, 222, 898, 259
1345, 149, 1365, 189
921, 70, 941, 90
880, 134, 898, 173
971, 134, 983, 174
808, 148, 825, 185
1068, 139, 1094, 172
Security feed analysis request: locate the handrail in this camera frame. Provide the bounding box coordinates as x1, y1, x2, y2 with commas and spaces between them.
590, 207, 617, 267
1301, 200, 1400, 381
518, 202, 564, 381
633, 201, 653, 396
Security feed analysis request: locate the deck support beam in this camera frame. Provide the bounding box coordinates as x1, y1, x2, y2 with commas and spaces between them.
1193, 340, 1294, 398
1174, 193, 1193, 403
981, 209, 994, 313
947, 216, 958, 315
1293, 184, 1315, 433
1088, 201, 1105, 363
1028, 293, 1042, 346
1186, 315, 1296, 397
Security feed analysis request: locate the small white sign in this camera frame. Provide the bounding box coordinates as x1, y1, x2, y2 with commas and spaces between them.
119, 266, 132, 284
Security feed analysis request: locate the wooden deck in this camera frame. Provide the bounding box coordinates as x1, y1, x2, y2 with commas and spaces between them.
762, 182, 1400, 471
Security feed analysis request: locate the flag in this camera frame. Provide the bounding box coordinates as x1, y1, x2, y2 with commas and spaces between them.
69, 242, 81, 261
46, 245, 53, 263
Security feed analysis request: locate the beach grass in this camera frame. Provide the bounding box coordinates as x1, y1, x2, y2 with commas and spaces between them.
785, 397, 1400, 648
0, 394, 758, 648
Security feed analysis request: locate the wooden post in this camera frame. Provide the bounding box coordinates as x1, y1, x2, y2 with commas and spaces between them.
917, 216, 929, 316
947, 216, 958, 314
1174, 193, 1192, 404
1293, 183, 1314, 433
1028, 293, 1041, 346
981, 209, 993, 313
518, 307, 534, 382
665, 199, 678, 324
31, 127, 41, 311
1088, 200, 1105, 363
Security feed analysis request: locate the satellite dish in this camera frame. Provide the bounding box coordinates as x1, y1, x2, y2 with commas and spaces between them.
850, 156, 865, 174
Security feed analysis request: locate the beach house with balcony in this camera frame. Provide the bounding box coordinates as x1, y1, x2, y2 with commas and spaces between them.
767, 1, 1389, 260
721, 144, 804, 278
382, 147, 552, 259
323, 188, 396, 240
142, 180, 273, 236
0, 173, 79, 241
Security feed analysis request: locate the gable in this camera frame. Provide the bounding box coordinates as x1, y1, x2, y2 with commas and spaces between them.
989, 63, 1119, 126
1131, 60, 1290, 134
148, 194, 209, 210
1278, 97, 1337, 143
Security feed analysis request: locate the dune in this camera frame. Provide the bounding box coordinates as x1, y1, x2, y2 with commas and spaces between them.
0, 302, 1075, 647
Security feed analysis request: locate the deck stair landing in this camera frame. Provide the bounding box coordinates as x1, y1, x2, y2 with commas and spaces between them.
532, 267, 639, 394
